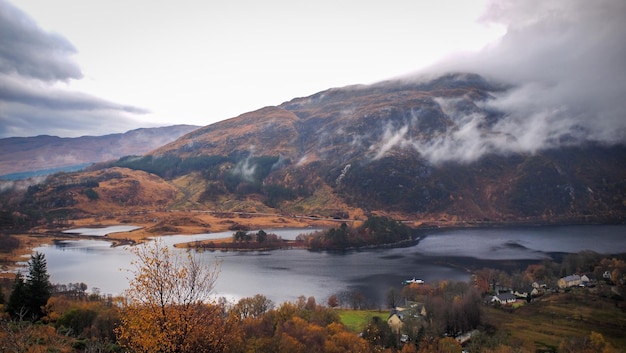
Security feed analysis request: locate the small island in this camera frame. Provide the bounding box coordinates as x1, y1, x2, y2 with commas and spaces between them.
183, 216, 415, 251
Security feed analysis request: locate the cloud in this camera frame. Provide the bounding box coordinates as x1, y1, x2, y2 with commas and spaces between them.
370, 124, 410, 160
231, 157, 256, 182
0, 176, 47, 193
0, 0, 148, 138
0, 72, 147, 113
0, 0, 81, 81
403, 0, 626, 163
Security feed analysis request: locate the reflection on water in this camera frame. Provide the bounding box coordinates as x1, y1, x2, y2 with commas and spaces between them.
63, 225, 142, 236
30, 225, 626, 306
416, 225, 626, 259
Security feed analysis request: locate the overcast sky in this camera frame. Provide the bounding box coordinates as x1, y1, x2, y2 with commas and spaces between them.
1, 0, 504, 138
1, 0, 625, 147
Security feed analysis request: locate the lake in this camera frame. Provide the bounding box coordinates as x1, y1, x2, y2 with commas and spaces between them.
28, 225, 626, 307
62, 225, 142, 237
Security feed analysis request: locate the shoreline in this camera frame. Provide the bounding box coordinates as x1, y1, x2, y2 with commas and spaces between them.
3, 215, 624, 277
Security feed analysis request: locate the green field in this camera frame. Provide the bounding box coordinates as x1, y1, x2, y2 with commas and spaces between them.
337, 309, 389, 332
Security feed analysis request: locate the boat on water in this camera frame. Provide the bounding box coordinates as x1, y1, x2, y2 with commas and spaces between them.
402, 277, 424, 285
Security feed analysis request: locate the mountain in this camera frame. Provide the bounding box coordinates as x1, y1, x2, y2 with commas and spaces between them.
2, 74, 625, 230
0, 125, 199, 177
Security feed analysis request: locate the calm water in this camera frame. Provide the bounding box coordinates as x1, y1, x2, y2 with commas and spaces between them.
62, 225, 142, 236
27, 225, 626, 306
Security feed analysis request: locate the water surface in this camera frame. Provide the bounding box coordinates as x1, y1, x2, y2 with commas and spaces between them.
63, 225, 142, 236
30, 225, 626, 306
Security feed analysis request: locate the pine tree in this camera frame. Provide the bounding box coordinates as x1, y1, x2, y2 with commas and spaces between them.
25, 252, 51, 321
7, 252, 51, 321
7, 272, 27, 319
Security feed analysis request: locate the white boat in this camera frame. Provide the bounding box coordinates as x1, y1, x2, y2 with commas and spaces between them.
402, 277, 424, 285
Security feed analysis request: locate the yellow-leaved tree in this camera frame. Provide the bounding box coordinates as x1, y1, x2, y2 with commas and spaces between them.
116, 239, 241, 353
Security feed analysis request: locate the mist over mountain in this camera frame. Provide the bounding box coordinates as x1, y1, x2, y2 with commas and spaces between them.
423, 0, 626, 157
1, 72, 625, 229
114, 73, 624, 224
155, 72, 625, 164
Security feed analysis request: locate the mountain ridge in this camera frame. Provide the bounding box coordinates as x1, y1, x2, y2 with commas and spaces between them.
138, 73, 626, 224
0, 125, 200, 176
2, 73, 625, 230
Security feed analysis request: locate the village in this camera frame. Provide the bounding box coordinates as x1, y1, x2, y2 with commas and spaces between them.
381, 262, 626, 350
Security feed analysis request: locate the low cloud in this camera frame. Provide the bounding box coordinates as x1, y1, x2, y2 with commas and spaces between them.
0, 0, 148, 138
370, 124, 409, 160
230, 147, 257, 182
400, 0, 626, 163
0, 176, 47, 192
231, 158, 257, 182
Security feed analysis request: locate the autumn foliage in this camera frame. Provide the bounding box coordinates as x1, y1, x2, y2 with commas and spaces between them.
236, 297, 369, 353
116, 240, 240, 353
2, 245, 625, 352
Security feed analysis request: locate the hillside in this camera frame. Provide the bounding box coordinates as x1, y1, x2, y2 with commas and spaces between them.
144, 73, 626, 224
1, 73, 625, 230
0, 125, 199, 176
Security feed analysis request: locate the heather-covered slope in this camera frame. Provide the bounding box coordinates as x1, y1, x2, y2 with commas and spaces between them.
142, 73, 625, 224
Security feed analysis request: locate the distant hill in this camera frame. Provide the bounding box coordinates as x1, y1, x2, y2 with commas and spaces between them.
2, 74, 625, 229
0, 125, 199, 177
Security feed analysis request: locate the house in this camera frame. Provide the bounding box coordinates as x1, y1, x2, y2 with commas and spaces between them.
387, 310, 404, 334
387, 303, 427, 334
406, 301, 427, 318
399, 300, 427, 318
580, 274, 590, 285
513, 286, 539, 298
492, 293, 517, 305
558, 274, 581, 288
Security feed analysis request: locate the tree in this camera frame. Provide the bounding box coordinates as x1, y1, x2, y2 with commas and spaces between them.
305, 296, 317, 311
7, 272, 27, 320
558, 331, 617, 353
387, 287, 398, 308
349, 291, 366, 310
116, 239, 241, 353
232, 294, 274, 319
256, 229, 268, 243
233, 230, 252, 243
362, 316, 396, 350
327, 294, 340, 308
8, 252, 51, 321
325, 322, 370, 352
25, 252, 52, 321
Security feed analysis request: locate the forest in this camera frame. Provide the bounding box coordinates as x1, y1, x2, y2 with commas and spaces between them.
0, 238, 625, 353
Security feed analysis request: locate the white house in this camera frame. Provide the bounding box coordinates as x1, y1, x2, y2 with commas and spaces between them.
492, 293, 516, 304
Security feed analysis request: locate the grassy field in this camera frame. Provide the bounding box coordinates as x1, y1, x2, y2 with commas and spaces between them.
483, 288, 626, 352
336, 288, 626, 352
337, 309, 389, 332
